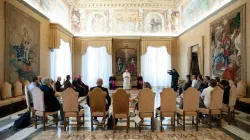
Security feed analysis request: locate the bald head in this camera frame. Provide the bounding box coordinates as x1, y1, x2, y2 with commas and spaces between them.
96, 78, 103, 86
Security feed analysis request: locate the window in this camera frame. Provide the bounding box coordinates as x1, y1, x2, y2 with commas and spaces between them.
82, 46, 112, 87
141, 46, 172, 88
51, 39, 72, 81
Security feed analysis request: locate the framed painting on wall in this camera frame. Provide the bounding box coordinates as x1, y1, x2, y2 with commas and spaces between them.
210, 5, 246, 82
5, 2, 40, 83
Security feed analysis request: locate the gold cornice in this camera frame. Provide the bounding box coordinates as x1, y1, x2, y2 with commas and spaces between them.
50, 23, 73, 37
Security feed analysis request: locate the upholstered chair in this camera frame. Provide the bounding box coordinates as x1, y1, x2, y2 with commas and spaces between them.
32, 87, 58, 131
156, 88, 177, 131
23, 80, 30, 87
137, 88, 156, 132
89, 88, 109, 131
222, 85, 237, 125
13, 81, 25, 100
24, 85, 34, 117
237, 81, 246, 98
112, 88, 130, 133
177, 87, 200, 131
1, 82, 22, 104
199, 86, 224, 128
62, 88, 84, 131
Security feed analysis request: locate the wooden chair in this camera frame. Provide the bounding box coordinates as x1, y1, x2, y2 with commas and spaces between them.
62, 88, 84, 131
177, 87, 200, 131
23, 80, 30, 87
156, 88, 177, 131
222, 85, 237, 125
13, 81, 25, 101
112, 89, 130, 133
199, 86, 224, 128
24, 85, 34, 117
89, 88, 109, 131
137, 88, 156, 132
237, 81, 246, 98
32, 87, 58, 131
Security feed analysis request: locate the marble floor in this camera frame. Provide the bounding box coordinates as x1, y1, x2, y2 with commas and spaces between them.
0, 88, 249, 140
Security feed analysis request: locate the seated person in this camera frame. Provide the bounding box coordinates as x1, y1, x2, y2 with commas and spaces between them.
40, 77, 63, 121
37, 76, 42, 87
64, 75, 74, 90
178, 75, 192, 95
200, 76, 210, 92
201, 79, 217, 108
28, 76, 39, 107
220, 80, 231, 105
137, 73, 143, 89
77, 75, 89, 96
109, 74, 116, 90
191, 75, 198, 87
215, 77, 221, 87
86, 78, 111, 123
194, 75, 203, 91
55, 76, 64, 92
130, 82, 152, 111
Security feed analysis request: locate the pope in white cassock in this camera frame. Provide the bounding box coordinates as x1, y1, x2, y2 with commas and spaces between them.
123, 69, 131, 90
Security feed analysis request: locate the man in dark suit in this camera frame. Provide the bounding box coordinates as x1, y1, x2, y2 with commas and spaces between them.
55, 76, 64, 92
77, 75, 89, 96
87, 78, 111, 122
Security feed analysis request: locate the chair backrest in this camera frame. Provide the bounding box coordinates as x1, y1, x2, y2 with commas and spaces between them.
24, 85, 30, 108
210, 86, 224, 109
237, 81, 246, 97
183, 87, 200, 111
32, 87, 45, 112
51, 83, 56, 92
24, 80, 30, 87
138, 88, 156, 113
229, 85, 237, 107
0, 82, 12, 99
62, 88, 79, 112
13, 81, 23, 97
113, 89, 129, 115
160, 88, 177, 112
89, 88, 106, 113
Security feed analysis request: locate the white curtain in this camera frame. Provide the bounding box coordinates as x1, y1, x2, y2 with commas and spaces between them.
51, 39, 72, 81
141, 46, 172, 88
82, 46, 112, 88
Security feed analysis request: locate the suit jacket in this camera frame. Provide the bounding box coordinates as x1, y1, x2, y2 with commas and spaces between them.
194, 80, 203, 91
55, 81, 63, 92
64, 80, 73, 89
40, 85, 60, 112
87, 86, 111, 110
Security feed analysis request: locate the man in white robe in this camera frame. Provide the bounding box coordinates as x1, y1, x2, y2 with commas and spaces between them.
123, 70, 131, 90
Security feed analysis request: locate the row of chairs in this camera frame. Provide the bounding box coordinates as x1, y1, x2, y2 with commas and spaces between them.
30, 85, 237, 132
0, 81, 29, 114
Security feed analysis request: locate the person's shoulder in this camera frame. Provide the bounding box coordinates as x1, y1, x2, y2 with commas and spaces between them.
90, 87, 96, 91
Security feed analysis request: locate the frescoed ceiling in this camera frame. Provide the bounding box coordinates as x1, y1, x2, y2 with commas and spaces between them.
23, 0, 233, 36
68, 0, 184, 9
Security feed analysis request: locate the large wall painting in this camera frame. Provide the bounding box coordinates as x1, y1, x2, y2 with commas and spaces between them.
113, 40, 140, 79
5, 2, 40, 83
210, 5, 246, 81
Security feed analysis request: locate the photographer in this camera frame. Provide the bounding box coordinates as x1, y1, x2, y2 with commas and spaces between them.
168, 69, 179, 91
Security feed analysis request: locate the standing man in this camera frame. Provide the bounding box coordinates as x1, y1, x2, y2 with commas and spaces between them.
123, 69, 131, 90
168, 69, 179, 91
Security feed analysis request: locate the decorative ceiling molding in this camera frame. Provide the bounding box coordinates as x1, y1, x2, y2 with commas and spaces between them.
68, 0, 184, 9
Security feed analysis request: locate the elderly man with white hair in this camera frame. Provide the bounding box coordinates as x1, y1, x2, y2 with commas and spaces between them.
40, 77, 63, 121
55, 76, 64, 92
